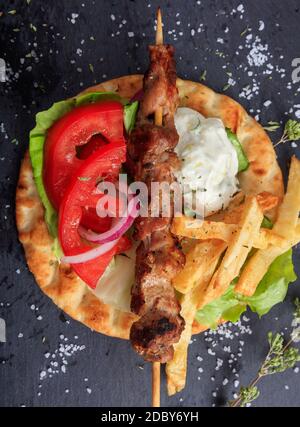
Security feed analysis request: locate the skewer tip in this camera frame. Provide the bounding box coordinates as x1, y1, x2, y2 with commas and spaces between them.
156, 7, 163, 46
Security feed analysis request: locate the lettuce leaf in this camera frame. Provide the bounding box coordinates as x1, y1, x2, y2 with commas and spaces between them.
247, 249, 297, 316
195, 249, 296, 328
29, 92, 138, 236
226, 128, 249, 172
124, 101, 139, 133
261, 216, 273, 229
195, 282, 244, 329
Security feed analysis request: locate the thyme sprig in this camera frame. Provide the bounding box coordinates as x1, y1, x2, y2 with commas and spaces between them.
274, 119, 300, 147
229, 299, 300, 407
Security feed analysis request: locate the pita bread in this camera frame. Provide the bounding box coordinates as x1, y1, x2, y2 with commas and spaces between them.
16, 75, 284, 339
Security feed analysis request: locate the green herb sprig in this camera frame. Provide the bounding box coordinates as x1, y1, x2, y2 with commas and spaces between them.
263, 121, 281, 132
274, 120, 300, 147
229, 299, 300, 407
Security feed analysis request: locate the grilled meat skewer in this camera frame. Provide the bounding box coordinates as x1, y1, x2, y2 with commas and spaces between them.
128, 41, 185, 363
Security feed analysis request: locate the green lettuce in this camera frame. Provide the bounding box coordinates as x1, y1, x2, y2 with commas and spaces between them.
226, 128, 249, 172
29, 92, 138, 236
195, 249, 296, 328
124, 101, 139, 133
261, 216, 273, 229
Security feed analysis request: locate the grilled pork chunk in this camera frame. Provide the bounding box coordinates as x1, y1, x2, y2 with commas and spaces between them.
128, 44, 185, 363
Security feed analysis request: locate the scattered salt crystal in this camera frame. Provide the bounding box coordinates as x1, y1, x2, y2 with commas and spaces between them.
263, 100, 272, 107
215, 358, 223, 371
222, 378, 229, 386
258, 20, 265, 31
70, 13, 79, 24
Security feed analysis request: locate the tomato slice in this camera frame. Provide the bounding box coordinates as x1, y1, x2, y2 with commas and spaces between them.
76, 134, 109, 160
59, 141, 130, 289
44, 101, 125, 211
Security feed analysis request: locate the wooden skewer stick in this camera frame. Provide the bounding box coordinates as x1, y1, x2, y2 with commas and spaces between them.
154, 7, 163, 128
152, 7, 163, 408
152, 362, 161, 407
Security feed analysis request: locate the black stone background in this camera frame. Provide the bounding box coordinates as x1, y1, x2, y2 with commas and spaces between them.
0, 0, 300, 407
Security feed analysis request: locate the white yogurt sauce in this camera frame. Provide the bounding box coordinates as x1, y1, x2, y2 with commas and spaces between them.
174, 107, 239, 217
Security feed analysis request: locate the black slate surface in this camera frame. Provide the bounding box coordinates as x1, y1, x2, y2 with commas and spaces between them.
1, 0, 300, 407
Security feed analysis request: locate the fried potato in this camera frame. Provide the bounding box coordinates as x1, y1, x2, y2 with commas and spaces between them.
172, 239, 227, 294
235, 157, 300, 296
273, 156, 300, 238
172, 217, 286, 250
199, 196, 263, 308
234, 226, 300, 296
209, 191, 279, 224
166, 240, 225, 395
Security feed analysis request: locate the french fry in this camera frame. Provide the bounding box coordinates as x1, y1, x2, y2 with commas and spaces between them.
209, 191, 279, 224
273, 156, 300, 238
234, 226, 300, 296
172, 217, 286, 250
235, 157, 300, 296
166, 240, 225, 395
172, 239, 227, 293
199, 196, 263, 308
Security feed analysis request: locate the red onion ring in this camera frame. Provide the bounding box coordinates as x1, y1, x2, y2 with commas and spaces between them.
79, 196, 140, 244
61, 238, 119, 265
